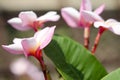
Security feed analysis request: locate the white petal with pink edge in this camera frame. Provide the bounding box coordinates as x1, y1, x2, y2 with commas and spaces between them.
8, 18, 32, 31
81, 10, 103, 22
80, 0, 92, 11
21, 38, 38, 57
107, 21, 120, 35
19, 11, 37, 26
2, 38, 24, 54
61, 7, 80, 28
34, 26, 56, 49
94, 4, 105, 15
37, 11, 60, 22
94, 21, 105, 28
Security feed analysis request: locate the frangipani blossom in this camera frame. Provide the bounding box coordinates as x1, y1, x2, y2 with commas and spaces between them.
94, 19, 120, 35
10, 58, 45, 80
61, 0, 104, 28
8, 11, 60, 31
2, 26, 56, 58
90, 19, 120, 54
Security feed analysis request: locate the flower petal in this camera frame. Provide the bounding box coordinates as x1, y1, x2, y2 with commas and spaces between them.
94, 4, 105, 15
2, 44, 23, 54
106, 19, 118, 23
94, 19, 120, 35
104, 19, 118, 28
106, 19, 120, 35
2, 38, 23, 54
8, 18, 31, 31
109, 23, 120, 35
80, 0, 92, 11
13, 38, 24, 44
34, 26, 56, 49
10, 58, 45, 80
37, 11, 60, 22
61, 7, 80, 28
81, 10, 103, 22
21, 38, 38, 57
10, 58, 29, 75
19, 11, 37, 26
94, 21, 105, 28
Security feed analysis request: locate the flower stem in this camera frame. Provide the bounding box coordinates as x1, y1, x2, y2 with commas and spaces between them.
91, 27, 106, 54
39, 57, 48, 80
84, 27, 90, 49
35, 50, 48, 80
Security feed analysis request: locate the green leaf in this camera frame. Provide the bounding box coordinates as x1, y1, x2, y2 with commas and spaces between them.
44, 39, 83, 80
44, 35, 107, 80
101, 68, 120, 80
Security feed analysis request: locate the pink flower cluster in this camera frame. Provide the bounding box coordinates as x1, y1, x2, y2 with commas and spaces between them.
61, 0, 120, 53
61, 0, 120, 35
3, 0, 120, 59
2, 0, 120, 67
3, 11, 60, 58
2, 11, 60, 80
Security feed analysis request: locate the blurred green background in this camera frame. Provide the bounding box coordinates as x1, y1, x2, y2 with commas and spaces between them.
0, 0, 120, 80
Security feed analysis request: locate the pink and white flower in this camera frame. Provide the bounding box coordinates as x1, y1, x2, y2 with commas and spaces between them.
8, 11, 59, 31
61, 0, 104, 28
2, 26, 56, 57
10, 58, 45, 80
94, 19, 120, 35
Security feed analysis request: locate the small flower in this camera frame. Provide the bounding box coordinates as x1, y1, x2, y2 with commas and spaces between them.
91, 19, 120, 54
8, 11, 60, 31
94, 19, 120, 35
61, 0, 104, 28
10, 58, 45, 80
2, 26, 56, 58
